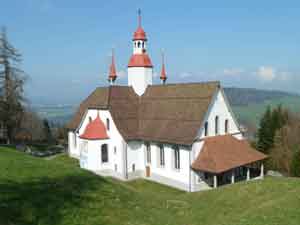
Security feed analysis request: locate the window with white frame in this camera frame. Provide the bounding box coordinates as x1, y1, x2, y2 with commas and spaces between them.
215, 116, 219, 135
159, 145, 165, 167
225, 119, 229, 134
146, 142, 151, 164
106, 118, 110, 131
174, 146, 180, 170
101, 144, 108, 163
204, 121, 208, 136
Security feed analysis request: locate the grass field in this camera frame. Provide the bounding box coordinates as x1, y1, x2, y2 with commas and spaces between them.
1, 147, 300, 225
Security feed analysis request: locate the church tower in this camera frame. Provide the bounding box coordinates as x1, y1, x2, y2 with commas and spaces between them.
128, 10, 153, 96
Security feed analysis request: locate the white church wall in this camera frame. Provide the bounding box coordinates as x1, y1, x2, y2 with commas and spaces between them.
197, 89, 240, 139
74, 109, 126, 178
128, 67, 153, 96
68, 131, 80, 158
148, 143, 191, 191
127, 141, 145, 179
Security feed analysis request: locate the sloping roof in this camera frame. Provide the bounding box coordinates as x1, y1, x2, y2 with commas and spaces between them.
192, 135, 268, 174
79, 115, 109, 140
67, 81, 220, 145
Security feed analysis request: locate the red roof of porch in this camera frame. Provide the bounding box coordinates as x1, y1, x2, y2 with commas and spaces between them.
192, 135, 267, 174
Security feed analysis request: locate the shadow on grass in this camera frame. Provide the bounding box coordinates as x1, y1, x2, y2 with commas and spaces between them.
0, 174, 108, 225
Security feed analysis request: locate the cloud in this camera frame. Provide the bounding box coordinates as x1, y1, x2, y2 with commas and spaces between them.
179, 72, 192, 79
256, 66, 276, 81
223, 68, 244, 76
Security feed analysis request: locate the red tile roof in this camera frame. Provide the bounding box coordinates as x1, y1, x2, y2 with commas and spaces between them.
128, 53, 153, 68
192, 135, 267, 174
79, 115, 109, 140
133, 26, 147, 41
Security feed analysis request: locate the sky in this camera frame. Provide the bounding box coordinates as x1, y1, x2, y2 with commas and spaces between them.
1, 0, 300, 104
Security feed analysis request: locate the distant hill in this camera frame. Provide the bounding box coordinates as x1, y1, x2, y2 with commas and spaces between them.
224, 87, 298, 106
224, 88, 300, 130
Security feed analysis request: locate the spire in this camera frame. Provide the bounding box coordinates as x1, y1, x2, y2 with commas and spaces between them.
108, 49, 117, 84
160, 51, 167, 84
133, 9, 147, 41
138, 8, 142, 28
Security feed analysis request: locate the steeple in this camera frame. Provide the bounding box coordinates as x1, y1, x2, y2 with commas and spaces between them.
108, 49, 117, 85
160, 51, 167, 84
127, 10, 153, 96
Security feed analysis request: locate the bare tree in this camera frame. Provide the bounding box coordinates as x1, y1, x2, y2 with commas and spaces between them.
0, 27, 27, 144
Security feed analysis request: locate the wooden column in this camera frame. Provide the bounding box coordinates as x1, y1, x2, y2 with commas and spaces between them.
246, 167, 250, 181
231, 170, 235, 184
213, 175, 217, 188
260, 163, 264, 178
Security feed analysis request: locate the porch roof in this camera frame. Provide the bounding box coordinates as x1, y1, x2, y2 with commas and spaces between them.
192, 135, 267, 174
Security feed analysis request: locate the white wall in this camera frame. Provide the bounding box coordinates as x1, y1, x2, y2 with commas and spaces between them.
197, 89, 240, 139
70, 109, 126, 178
128, 67, 153, 96
144, 143, 191, 187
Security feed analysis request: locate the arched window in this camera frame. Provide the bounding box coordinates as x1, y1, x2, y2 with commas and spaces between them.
138, 41, 141, 48
88, 116, 92, 123
215, 116, 219, 135
225, 119, 229, 133
101, 144, 108, 163
174, 145, 180, 170
146, 142, 151, 164
159, 144, 165, 167
204, 121, 208, 136
142, 42, 144, 48
106, 118, 110, 131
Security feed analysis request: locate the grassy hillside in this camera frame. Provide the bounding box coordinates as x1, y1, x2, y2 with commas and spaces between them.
1, 147, 300, 225
224, 88, 300, 127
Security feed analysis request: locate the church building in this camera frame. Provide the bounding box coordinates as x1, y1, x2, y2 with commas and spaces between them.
67, 12, 267, 192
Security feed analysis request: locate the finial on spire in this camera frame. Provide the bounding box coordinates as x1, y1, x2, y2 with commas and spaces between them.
108, 49, 117, 85
160, 50, 167, 85
138, 8, 142, 27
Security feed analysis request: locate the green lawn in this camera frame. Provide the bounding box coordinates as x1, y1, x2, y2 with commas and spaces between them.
1, 147, 300, 225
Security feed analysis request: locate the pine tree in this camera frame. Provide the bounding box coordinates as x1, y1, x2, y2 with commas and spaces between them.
257, 106, 273, 153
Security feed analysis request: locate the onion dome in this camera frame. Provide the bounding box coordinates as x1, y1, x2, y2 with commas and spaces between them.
128, 53, 153, 67
108, 50, 117, 83
80, 115, 109, 140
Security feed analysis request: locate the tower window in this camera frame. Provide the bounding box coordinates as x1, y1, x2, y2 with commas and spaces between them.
88, 116, 92, 122
142, 42, 144, 48
138, 41, 141, 48
204, 121, 208, 136
101, 144, 108, 163
225, 119, 229, 133
215, 116, 219, 135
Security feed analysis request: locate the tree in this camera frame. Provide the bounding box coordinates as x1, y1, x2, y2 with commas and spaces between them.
0, 27, 27, 144
257, 106, 274, 153
43, 119, 54, 144
290, 148, 300, 177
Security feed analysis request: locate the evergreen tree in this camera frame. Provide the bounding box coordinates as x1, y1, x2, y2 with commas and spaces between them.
43, 119, 53, 144
257, 106, 273, 153
290, 148, 300, 177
